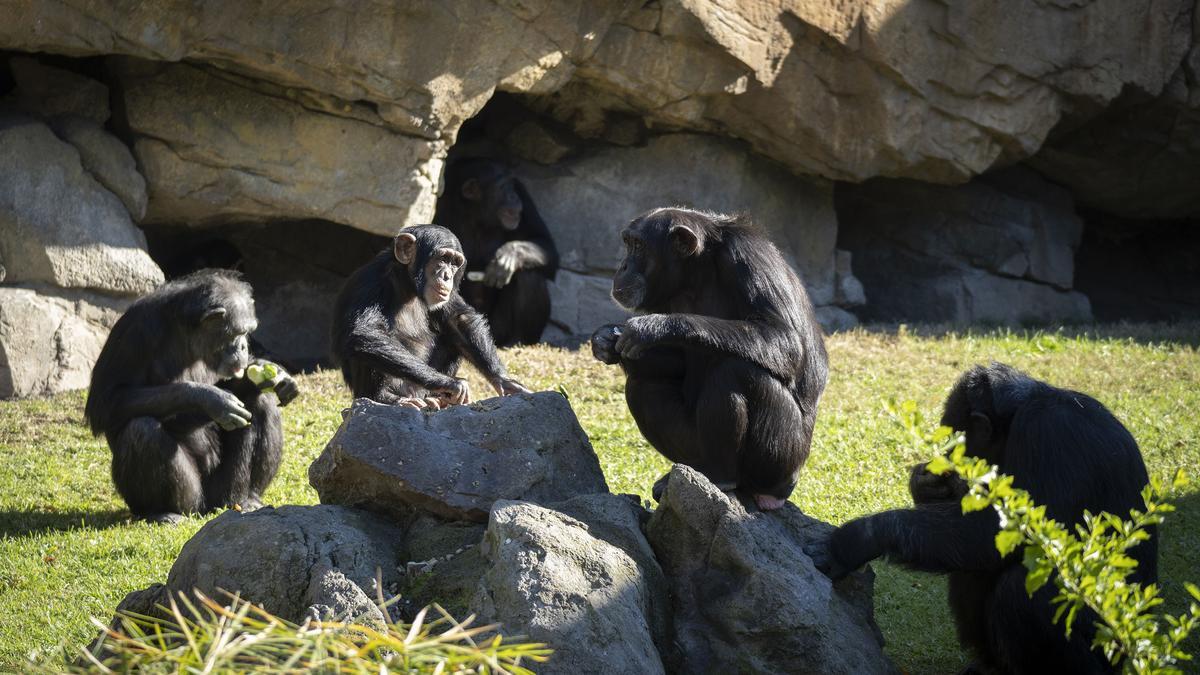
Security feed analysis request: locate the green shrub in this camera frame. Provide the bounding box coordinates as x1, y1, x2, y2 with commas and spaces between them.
887, 398, 1200, 675
32, 590, 550, 674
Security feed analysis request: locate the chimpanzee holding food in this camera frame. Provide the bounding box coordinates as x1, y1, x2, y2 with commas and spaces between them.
591, 207, 829, 510
331, 224, 530, 408
85, 270, 299, 524
436, 158, 559, 346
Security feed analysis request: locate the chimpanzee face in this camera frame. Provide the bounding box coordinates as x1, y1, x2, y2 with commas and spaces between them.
196, 300, 257, 380
394, 227, 467, 310
461, 168, 523, 231
940, 368, 1007, 464
612, 209, 703, 311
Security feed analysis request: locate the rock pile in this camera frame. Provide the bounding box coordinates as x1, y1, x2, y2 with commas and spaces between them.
113, 393, 896, 674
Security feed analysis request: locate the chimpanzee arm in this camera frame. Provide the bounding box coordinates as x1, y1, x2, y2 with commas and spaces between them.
444, 302, 507, 381
819, 503, 1003, 580
106, 382, 248, 430
619, 314, 800, 381
343, 309, 459, 389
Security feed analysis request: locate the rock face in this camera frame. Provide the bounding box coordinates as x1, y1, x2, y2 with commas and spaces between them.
472, 495, 671, 675
310, 393, 609, 523
838, 168, 1093, 325
0, 109, 163, 398
645, 465, 893, 675
509, 132, 850, 334
115, 505, 406, 628
0, 287, 125, 399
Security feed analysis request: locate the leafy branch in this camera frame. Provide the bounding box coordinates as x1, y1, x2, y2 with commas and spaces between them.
885, 398, 1200, 675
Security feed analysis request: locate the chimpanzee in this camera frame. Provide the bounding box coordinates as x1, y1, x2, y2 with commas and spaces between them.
815, 363, 1156, 674
436, 158, 559, 347
331, 224, 530, 408
85, 270, 299, 524
590, 207, 828, 510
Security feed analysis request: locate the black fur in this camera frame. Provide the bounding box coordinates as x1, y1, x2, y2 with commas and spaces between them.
818, 363, 1156, 674
85, 270, 296, 522
436, 158, 559, 346
590, 207, 829, 504
331, 224, 520, 404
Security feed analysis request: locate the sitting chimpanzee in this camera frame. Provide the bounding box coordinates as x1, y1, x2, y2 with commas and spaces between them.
85, 270, 299, 524
591, 207, 828, 510
436, 158, 558, 347
331, 224, 529, 408
815, 363, 1156, 674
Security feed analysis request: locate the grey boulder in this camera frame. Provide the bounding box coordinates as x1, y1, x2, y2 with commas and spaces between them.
645, 465, 895, 675
309, 392, 608, 523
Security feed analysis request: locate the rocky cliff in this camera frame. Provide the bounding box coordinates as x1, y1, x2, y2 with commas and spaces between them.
2, 0, 1198, 396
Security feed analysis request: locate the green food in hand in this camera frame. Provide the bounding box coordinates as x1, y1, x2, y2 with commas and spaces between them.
246, 362, 279, 389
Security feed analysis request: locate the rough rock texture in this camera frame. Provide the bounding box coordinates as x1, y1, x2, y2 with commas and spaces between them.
113, 58, 441, 235
310, 393, 609, 523
472, 495, 671, 674
838, 168, 1093, 324
115, 505, 406, 628
0, 114, 162, 295
4, 1, 1191, 185
513, 133, 846, 334
0, 286, 125, 399
645, 465, 894, 675
5, 55, 109, 123
50, 115, 148, 220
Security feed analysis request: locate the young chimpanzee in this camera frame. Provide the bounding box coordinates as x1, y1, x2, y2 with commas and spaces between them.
814, 363, 1156, 674
590, 207, 828, 511
85, 270, 300, 524
436, 158, 559, 347
331, 224, 529, 408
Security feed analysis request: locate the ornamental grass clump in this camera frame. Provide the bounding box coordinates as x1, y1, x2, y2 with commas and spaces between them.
33, 590, 550, 674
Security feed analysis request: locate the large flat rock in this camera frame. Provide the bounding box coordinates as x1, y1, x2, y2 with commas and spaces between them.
309, 392, 608, 523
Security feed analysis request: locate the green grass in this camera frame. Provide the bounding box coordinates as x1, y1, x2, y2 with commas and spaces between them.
2, 324, 1198, 672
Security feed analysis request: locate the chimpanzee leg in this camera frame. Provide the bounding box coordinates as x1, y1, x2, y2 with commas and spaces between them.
696, 359, 808, 507
205, 383, 282, 510
987, 568, 1110, 675
489, 269, 550, 347
110, 417, 206, 522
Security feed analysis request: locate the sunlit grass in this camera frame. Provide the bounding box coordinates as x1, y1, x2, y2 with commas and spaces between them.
1, 323, 1197, 672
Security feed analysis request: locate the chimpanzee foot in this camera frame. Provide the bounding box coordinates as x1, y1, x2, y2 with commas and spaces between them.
241, 495, 265, 512
754, 494, 787, 511
141, 512, 186, 525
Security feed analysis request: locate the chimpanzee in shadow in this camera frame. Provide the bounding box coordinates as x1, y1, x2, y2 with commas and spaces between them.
436, 158, 558, 347
814, 363, 1157, 674
591, 207, 829, 510
331, 224, 529, 408
85, 270, 299, 524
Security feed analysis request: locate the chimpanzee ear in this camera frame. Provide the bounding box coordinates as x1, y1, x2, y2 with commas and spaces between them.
968, 411, 993, 446
393, 232, 418, 265
668, 223, 702, 257
460, 178, 482, 201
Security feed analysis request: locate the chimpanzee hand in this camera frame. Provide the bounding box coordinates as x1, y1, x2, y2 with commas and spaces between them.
812, 518, 884, 581
590, 324, 623, 365
202, 386, 253, 431
429, 377, 470, 406
484, 242, 523, 288
250, 360, 300, 407
615, 314, 670, 360
909, 462, 968, 505
492, 377, 531, 397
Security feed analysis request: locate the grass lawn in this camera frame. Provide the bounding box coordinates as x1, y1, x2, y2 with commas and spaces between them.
1, 324, 1198, 672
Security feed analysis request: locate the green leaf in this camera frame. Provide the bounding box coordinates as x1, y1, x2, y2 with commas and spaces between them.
926, 455, 953, 476
961, 495, 990, 513
995, 530, 1023, 557
1174, 468, 1190, 491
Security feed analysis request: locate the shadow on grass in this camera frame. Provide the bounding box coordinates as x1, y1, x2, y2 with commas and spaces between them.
0, 509, 130, 538
849, 321, 1200, 348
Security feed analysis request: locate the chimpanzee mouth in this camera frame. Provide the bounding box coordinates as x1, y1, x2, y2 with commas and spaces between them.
498, 208, 521, 229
